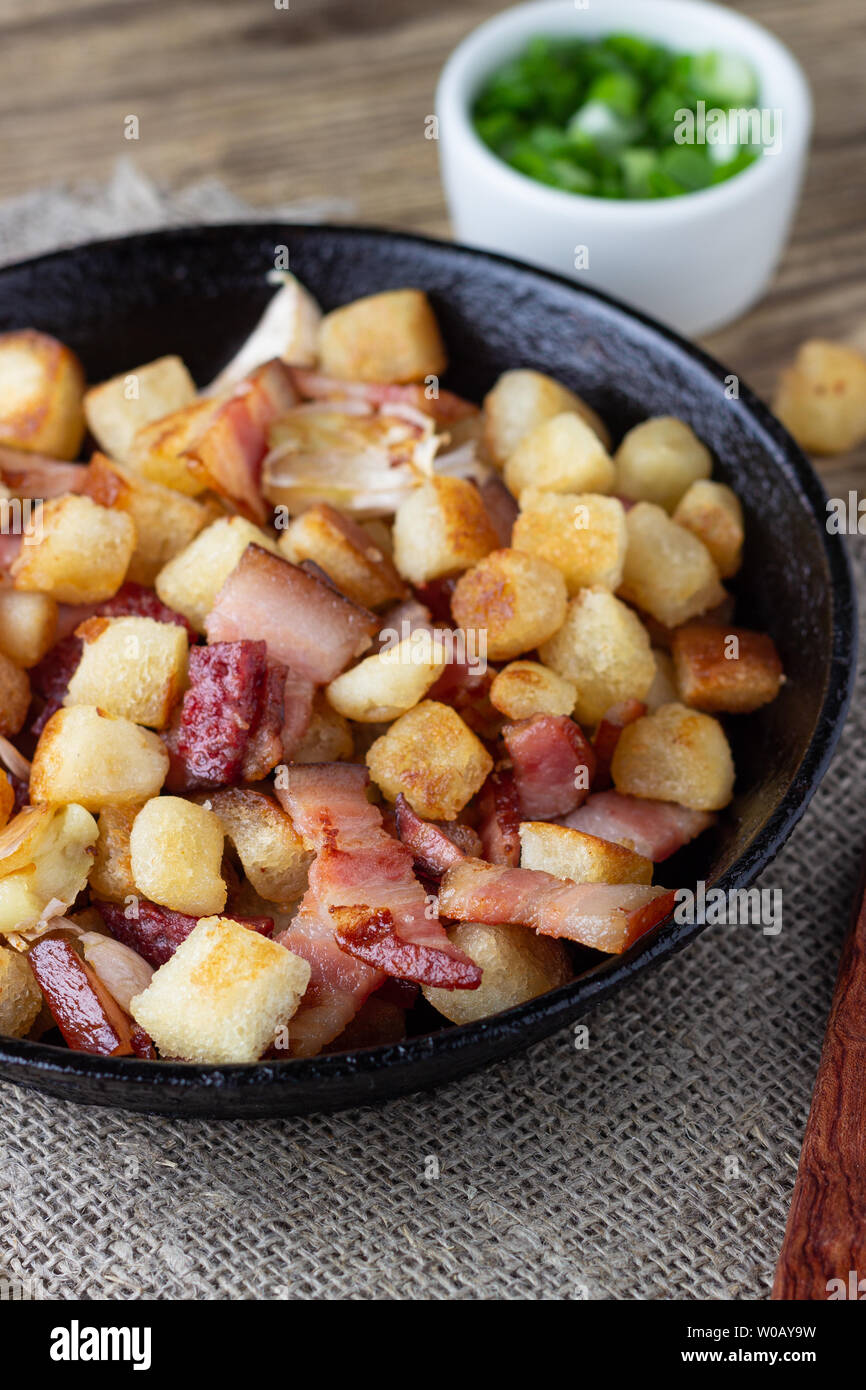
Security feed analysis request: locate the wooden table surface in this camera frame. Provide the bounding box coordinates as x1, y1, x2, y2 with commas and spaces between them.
1, 0, 864, 486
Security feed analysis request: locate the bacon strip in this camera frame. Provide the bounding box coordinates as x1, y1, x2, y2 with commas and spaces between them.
275, 898, 383, 1057
205, 544, 377, 685
477, 768, 522, 866
0, 449, 88, 498
438, 858, 674, 954
394, 793, 469, 879
503, 715, 596, 819
287, 367, 478, 425
592, 700, 647, 791
188, 359, 297, 522
560, 790, 715, 862
276, 763, 481, 989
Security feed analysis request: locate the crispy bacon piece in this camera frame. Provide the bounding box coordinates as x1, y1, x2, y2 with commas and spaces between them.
428, 652, 499, 738
503, 715, 596, 819
96, 898, 273, 968
287, 367, 478, 425
561, 790, 715, 862
173, 640, 268, 788
477, 768, 522, 866
394, 793, 477, 879
28, 937, 136, 1056
189, 359, 297, 522
0, 448, 88, 498
241, 659, 288, 781
277, 763, 481, 988
205, 544, 378, 685
438, 858, 674, 955
131, 1025, 157, 1060
332, 906, 480, 987
275, 898, 384, 1057
592, 700, 647, 791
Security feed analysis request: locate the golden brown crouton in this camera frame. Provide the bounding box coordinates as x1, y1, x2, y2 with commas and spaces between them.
317, 289, 447, 384
11, 495, 135, 604
451, 547, 568, 661
611, 702, 735, 811
130, 796, 226, 917
30, 706, 169, 810
392, 476, 499, 585
366, 699, 493, 819
130, 915, 311, 1064
0, 330, 86, 459
671, 625, 784, 714
539, 587, 655, 727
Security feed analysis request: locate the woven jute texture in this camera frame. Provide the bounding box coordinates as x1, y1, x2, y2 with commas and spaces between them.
0, 166, 861, 1301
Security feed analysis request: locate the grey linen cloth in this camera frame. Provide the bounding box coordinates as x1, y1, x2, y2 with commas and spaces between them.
0, 164, 860, 1301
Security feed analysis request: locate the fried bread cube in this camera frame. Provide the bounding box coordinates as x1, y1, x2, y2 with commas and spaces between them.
512, 490, 627, 594
130, 915, 311, 1064
0, 588, 57, 668
64, 616, 188, 729
539, 587, 655, 727
65, 617, 190, 728
671, 625, 783, 714
197, 788, 313, 907
503, 411, 616, 498
30, 706, 169, 810
11, 495, 135, 604
84, 355, 197, 461
672, 480, 743, 579
0, 330, 86, 459
0, 650, 30, 737
281, 502, 406, 607
618, 502, 726, 628
366, 699, 493, 819
129, 795, 226, 917
317, 289, 447, 383
84, 453, 209, 586
326, 630, 448, 722
451, 547, 568, 660
483, 368, 610, 466
392, 476, 499, 585
615, 416, 712, 511
611, 701, 735, 811
126, 396, 223, 495
89, 804, 141, 904
422, 922, 571, 1024
489, 660, 577, 721
518, 821, 652, 884
773, 339, 866, 455
154, 515, 281, 632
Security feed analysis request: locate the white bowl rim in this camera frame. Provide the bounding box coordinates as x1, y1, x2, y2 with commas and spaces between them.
436, 0, 813, 219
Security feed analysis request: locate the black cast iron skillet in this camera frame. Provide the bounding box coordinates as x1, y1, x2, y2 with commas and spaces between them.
0, 224, 855, 1116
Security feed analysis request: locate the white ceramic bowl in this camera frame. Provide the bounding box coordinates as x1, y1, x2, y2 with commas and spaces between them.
436, 0, 812, 335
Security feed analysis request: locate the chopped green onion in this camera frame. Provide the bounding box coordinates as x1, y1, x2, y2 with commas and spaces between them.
472, 34, 761, 201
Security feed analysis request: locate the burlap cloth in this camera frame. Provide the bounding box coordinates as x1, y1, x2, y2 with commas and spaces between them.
0, 164, 861, 1302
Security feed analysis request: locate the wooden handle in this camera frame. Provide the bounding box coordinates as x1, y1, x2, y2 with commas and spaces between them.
772, 855, 866, 1299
